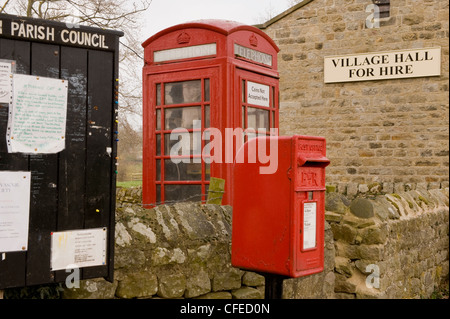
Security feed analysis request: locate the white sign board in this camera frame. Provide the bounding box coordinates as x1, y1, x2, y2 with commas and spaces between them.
0, 60, 14, 104
154, 43, 217, 63
303, 202, 317, 250
324, 47, 441, 83
235, 44, 273, 67
0, 171, 31, 253
51, 228, 107, 271
7, 74, 68, 154
247, 81, 270, 107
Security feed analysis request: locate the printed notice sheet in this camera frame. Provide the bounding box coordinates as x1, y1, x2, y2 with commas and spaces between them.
7, 74, 68, 154
303, 202, 317, 250
0, 171, 31, 253
0, 60, 14, 104
51, 228, 107, 271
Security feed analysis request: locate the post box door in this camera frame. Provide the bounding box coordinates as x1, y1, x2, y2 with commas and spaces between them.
143, 68, 219, 206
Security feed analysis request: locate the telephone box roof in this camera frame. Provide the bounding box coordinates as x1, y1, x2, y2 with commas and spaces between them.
142, 19, 279, 52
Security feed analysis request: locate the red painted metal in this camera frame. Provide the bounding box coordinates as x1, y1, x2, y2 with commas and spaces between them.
231, 135, 330, 278
142, 20, 279, 207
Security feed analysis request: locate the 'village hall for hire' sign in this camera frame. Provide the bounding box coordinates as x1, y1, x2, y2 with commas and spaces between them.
324, 47, 441, 83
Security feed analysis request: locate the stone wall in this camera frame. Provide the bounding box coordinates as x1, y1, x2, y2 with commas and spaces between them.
60, 187, 448, 299
326, 187, 449, 298
259, 0, 449, 187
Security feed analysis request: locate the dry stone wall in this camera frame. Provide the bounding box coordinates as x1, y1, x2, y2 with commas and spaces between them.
60, 187, 448, 299
326, 187, 449, 298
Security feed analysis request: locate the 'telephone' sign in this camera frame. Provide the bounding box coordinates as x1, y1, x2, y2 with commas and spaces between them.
324, 47, 441, 83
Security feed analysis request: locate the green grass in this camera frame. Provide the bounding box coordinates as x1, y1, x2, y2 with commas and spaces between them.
117, 180, 142, 188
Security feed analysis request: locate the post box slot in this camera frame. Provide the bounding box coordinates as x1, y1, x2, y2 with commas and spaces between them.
297, 156, 330, 167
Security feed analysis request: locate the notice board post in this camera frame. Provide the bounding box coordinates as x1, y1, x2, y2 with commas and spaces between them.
0, 14, 123, 289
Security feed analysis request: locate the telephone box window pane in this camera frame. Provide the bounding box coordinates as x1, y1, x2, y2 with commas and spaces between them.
165, 185, 202, 202
165, 160, 202, 181
156, 134, 161, 156
156, 84, 161, 106
204, 79, 210, 102
156, 185, 161, 204
165, 132, 201, 156
242, 106, 246, 129
205, 105, 210, 128
156, 109, 161, 131
247, 107, 270, 131
205, 163, 211, 180
165, 107, 201, 130
165, 80, 202, 105
271, 111, 275, 128
242, 80, 246, 103
156, 160, 161, 181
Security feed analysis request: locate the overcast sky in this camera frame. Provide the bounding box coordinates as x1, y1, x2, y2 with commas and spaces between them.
141, 0, 293, 41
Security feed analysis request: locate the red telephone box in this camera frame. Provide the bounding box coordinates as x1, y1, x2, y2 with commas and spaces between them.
231, 135, 330, 278
142, 20, 279, 207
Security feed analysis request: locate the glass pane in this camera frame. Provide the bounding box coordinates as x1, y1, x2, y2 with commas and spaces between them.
242, 80, 246, 103
156, 109, 161, 130
156, 84, 161, 106
165, 185, 202, 202
272, 111, 276, 128
165, 132, 201, 156
156, 185, 161, 204
204, 79, 210, 102
165, 107, 201, 130
272, 86, 275, 108
165, 80, 202, 105
242, 106, 246, 129
247, 107, 270, 131
205, 105, 210, 128
156, 160, 161, 181
165, 160, 202, 181
205, 163, 210, 180
156, 134, 161, 156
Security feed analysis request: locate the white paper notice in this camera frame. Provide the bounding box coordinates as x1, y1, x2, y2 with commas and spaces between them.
247, 81, 270, 107
51, 228, 107, 271
7, 74, 68, 154
0, 60, 13, 104
0, 171, 31, 253
303, 202, 317, 250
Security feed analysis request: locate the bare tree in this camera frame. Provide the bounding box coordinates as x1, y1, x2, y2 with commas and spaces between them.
1, 0, 150, 118
1, 0, 150, 181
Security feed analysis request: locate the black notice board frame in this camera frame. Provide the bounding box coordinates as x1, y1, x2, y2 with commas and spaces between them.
0, 14, 123, 289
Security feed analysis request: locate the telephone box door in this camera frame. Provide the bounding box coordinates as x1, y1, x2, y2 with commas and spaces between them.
143, 68, 219, 206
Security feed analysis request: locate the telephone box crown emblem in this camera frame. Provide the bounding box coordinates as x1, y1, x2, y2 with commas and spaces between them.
249, 33, 258, 47
177, 31, 191, 44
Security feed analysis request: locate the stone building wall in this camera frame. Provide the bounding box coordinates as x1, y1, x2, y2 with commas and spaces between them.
258, 0, 449, 188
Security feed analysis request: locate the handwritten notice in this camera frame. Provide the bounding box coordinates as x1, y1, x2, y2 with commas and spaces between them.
0, 171, 31, 253
7, 74, 68, 154
0, 60, 14, 104
51, 228, 107, 271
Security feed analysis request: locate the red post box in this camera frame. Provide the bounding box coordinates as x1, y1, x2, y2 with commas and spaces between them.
142, 20, 280, 208
231, 135, 330, 278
